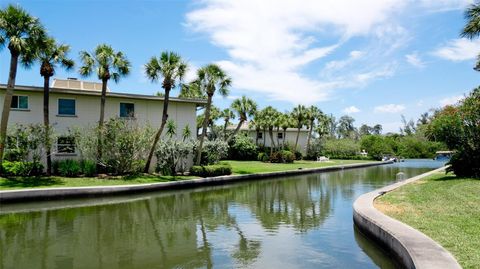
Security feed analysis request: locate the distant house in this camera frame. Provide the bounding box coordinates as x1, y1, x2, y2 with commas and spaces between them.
226, 121, 310, 153
0, 78, 205, 166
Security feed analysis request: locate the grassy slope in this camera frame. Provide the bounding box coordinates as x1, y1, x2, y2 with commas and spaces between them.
0, 174, 195, 190
0, 159, 373, 190
376, 172, 480, 269
224, 159, 374, 174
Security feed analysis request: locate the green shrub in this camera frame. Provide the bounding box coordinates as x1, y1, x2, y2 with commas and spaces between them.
2, 161, 44, 177
294, 151, 303, 160
228, 135, 258, 160
190, 163, 232, 177
55, 159, 81, 177
156, 139, 195, 176
269, 150, 296, 163
80, 160, 96, 177
322, 139, 360, 159
197, 139, 229, 165
257, 152, 269, 162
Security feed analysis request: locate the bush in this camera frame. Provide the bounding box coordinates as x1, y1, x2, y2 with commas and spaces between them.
257, 152, 269, 162
55, 159, 81, 177
2, 161, 44, 177
156, 139, 195, 176
80, 160, 96, 177
190, 163, 232, 177
360, 135, 393, 160
427, 87, 480, 178
196, 139, 229, 165
228, 135, 258, 160
322, 139, 360, 159
73, 118, 154, 175
269, 150, 295, 163
53, 159, 97, 177
294, 151, 303, 160
306, 139, 324, 160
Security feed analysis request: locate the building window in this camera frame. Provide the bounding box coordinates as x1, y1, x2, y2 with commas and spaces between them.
120, 103, 135, 118
257, 132, 263, 139
58, 99, 76, 116
57, 137, 76, 154
11, 95, 28, 109
277, 133, 283, 139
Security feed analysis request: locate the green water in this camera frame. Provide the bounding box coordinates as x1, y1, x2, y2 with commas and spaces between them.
0, 160, 443, 269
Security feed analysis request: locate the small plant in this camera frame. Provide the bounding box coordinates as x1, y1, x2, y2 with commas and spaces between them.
257, 152, 269, 162
269, 150, 295, 163
80, 160, 96, 177
190, 163, 232, 177
2, 161, 44, 177
56, 159, 81, 177
228, 135, 258, 160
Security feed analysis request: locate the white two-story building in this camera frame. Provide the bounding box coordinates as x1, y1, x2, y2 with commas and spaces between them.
0, 78, 205, 166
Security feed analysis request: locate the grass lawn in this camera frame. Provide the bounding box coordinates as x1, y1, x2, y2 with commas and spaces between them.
375, 172, 480, 269
223, 159, 375, 175
0, 159, 373, 191
0, 174, 195, 190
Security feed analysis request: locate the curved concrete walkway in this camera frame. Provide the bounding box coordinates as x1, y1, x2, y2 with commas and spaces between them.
353, 167, 462, 269
0, 161, 389, 203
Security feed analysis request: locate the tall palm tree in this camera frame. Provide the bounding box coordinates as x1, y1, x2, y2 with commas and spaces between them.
258, 106, 280, 155
462, 3, 480, 71
0, 5, 45, 170
143, 52, 187, 173
79, 44, 130, 171
306, 106, 322, 153
195, 64, 231, 165
227, 96, 257, 142
291, 105, 307, 152
37, 37, 74, 175
279, 113, 292, 149
221, 108, 235, 140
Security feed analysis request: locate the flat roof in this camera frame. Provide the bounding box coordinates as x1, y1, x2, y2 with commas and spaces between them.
0, 84, 207, 105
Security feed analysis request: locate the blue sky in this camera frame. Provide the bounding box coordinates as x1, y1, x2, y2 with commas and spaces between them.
1, 0, 479, 133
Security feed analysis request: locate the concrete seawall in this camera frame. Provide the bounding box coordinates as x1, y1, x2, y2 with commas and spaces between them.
1, 161, 390, 203
353, 167, 462, 269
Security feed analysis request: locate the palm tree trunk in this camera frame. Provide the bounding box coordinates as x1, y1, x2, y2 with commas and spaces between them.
96, 78, 108, 173
0, 52, 19, 172
263, 128, 266, 147
223, 120, 228, 141
294, 126, 301, 152
276, 127, 280, 149
43, 76, 52, 176
269, 128, 275, 156
144, 87, 171, 173
196, 95, 212, 165
306, 119, 314, 154
283, 129, 287, 149
255, 129, 259, 146
226, 120, 244, 143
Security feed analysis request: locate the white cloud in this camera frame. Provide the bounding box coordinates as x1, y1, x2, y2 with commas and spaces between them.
374, 104, 406, 113
433, 38, 480, 61
183, 62, 199, 83
439, 95, 463, 106
343, 106, 361, 114
405, 52, 426, 68
420, 0, 473, 11
185, 0, 409, 104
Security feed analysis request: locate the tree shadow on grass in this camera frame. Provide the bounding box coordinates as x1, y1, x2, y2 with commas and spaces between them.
119, 174, 182, 182
0, 177, 64, 189
432, 174, 465, 181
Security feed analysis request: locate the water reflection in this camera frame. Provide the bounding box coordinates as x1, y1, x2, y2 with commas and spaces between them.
0, 160, 443, 269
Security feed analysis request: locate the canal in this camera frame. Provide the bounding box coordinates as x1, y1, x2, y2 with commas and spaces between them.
0, 160, 443, 269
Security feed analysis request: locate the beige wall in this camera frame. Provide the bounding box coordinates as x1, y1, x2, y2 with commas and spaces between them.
1, 91, 197, 137
242, 129, 309, 154
0, 90, 198, 164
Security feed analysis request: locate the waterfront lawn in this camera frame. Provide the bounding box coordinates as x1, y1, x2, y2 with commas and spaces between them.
224, 159, 374, 175
0, 174, 195, 190
376, 172, 480, 269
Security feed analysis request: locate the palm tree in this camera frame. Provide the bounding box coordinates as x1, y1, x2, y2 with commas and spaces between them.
462, 3, 480, 39
306, 106, 322, 153
291, 105, 307, 152
37, 37, 74, 175
0, 5, 46, 170
227, 96, 257, 142
195, 64, 231, 165
221, 108, 235, 140
258, 106, 280, 155
143, 52, 187, 173
79, 44, 130, 171
279, 113, 292, 149
462, 3, 480, 71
